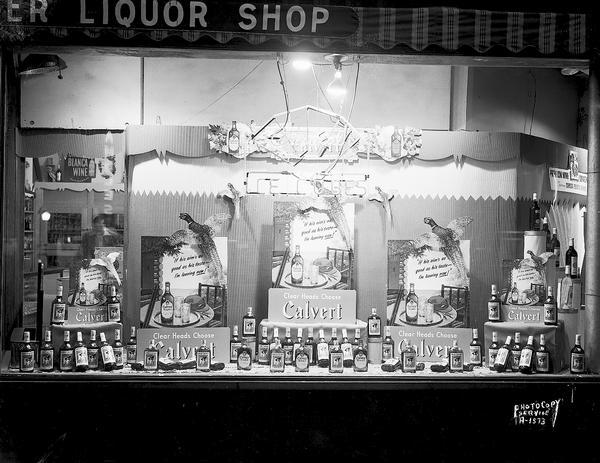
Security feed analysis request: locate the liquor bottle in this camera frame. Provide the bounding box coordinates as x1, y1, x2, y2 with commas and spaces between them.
382, 326, 394, 361
544, 286, 558, 325
196, 340, 211, 372
488, 332, 500, 368
113, 329, 124, 370
368, 308, 381, 338
559, 265, 573, 311
488, 284, 501, 321
290, 245, 304, 285
551, 228, 561, 267
306, 327, 316, 365
352, 328, 361, 350
144, 340, 159, 371
292, 328, 303, 365
329, 327, 338, 350
566, 238, 578, 279
19, 331, 35, 373
536, 334, 550, 373
56, 165, 62, 182
493, 335, 512, 372
353, 338, 368, 372
542, 217, 551, 251
329, 340, 344, 373
51, 283, 67, 324
59, 331, 74, 372
529, 192, 541, 231
402, 339, 417, 373
518, 336, 535, 374
126, 327, 137, 365
230, 325, 242, 363
269, 338, 285, 373
228, 120, 240, 154
469, 328, 482, 366
270, 327, 280, 353
449, 340, 464, 373
570, 334, 585, 374
390, 126, 402, 157
316, 329, 329, 368
88, 330, 100, 370
294, 341, 310, 372
106, 285, 121, 322
78, 283, 87, 305
340, 328, 354, 368
283, 327, 294, 365
242, 306, 256, 337
160, 282, 174, 324
510, 283, 519, 304
511, 332, 522, 372
258, 326, 270, 365
39, 330, 55, 372
99, 332, 116, 371
74, 332, 89, 372
405, 284, 418, 324
237, 341, 252, 371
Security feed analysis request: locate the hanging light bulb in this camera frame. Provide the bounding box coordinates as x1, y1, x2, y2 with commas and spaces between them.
325, 54, 347, 99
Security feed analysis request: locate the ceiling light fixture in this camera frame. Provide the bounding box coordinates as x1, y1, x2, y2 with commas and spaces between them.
19, 54, 67, 79
40, 210, 51, 222
325, 54, 348, 99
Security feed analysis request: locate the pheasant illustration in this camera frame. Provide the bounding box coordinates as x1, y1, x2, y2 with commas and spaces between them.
218, 183, 244, 220
368, 186, 395, 223
522, 250, 554, 284
168, 212, 231, 286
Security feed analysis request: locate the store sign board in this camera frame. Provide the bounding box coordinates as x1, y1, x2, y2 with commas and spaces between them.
389, 326, 472, 363
267, 288, 356, 325
63, 155, 94, 182
549, 167, 587, 196
2, 1, 358, 37
501, 304, 543, 323
246, 171, 368, 196
68, 306, 108, 324
136, 328, 230, 364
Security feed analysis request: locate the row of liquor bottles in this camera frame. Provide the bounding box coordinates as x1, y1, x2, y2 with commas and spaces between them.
50, 283, 122, 325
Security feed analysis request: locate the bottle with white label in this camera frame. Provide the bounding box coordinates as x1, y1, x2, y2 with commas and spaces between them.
106, 285, 121, 322
144, 340, 159, 371
160, 282, 174, 325
511, 332, 522, 372
317, 329, 330, 368
565, 238, 578, 278
405, 284, 418, 324
88, 330, 100, 370
283, 327, 294, 365
270, 338, 285, 373
39, 330, 55, 372
328, 340, 344, 373
290, 245, 304, 285
113, 329, 124, 370
488, 332, 500, 368
353, 338, 368, 372
126, 327, 137, 365
292, 327, 303, 365
196, 340, 211, 372
402, 339, 417, 373
59, 330, 74, 372
488, 284, 501, 322
99, 332, 116, 371
558, 266, 573, 311
382, 326, 394, 361
294, 340, 310, 372
51, 283, 67, 324
19, 331, 35, 373
493, 335, 512, 372
237, 341, 252, 371
544, 286, 557, 325
242, 307, 256, 337
340, 329, 354, 367
536, 334, 550, 373
368, 308, 381, 338
518, 336, 535, 374
74, 332, 89, 372
449, 340, 464, 373
570, 334, 585, 374
230, 325, 242, 363
469, 328, 482, 366
258, 326, 270, 365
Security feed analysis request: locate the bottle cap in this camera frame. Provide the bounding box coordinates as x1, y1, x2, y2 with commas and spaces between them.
130, 326, 136, 337
575, 334, 582, 345
472, 328, 478, 338
552, 227, 557, 234
543, 217, 548, 224
45, 330, 52, 342
308, 327, 314, 337
385, 326, 391, 337
491, 284, 497, 293
115, 329, 121, 340
23, 331, 30, 342
505, 335, 512, 345
355, 329, 360, 338
406, 339, 412, 347
233, 325, 239, 336
527, 335, 534, 345
297, 327, 303, 338
452, 340, 458, 347
247, 307, 253, 316
57, 284, 63, 295
99, 332, 107, 342
262, 326, 268, 337
90, 329, 96, 340
342, 328, 348, 338
514, 332, 521, 342
492, 331, 498, 341
286, 327, 291, 337
371, 308, 377, 315
331, 327, 337, 337
319, 329, 325, 338
540, 334, 546, 344
273, 328, 279, 338
76, 332, 83, 342
533, 193, 538, 200
64, 331, 70, 341
111, 285, 117, 296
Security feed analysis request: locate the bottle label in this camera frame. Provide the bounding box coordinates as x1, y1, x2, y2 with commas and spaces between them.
368, 319, 381, 337
51, 303, 66, 323
60, 350, 74, 371
113, 347, 124, 366
270, 352, 285, 372
283, 345, 294, 364
237, 352, 251, 369
519, 349, 533, 368
536, 352, 549, 372
403, 352, 417, 371
295, 353, 309, 371
511, 351, 521, 370
107, 303, 120, 321
330, 352, 344, 371
488, 302, 500, 321
101, 345, 115, 365
74, 346, 89, 367
161, 301, 173, 319
196, 352, 210, 370
382, 343, 393, 360
126, 346, 137, 363
243, 319, 256, 336
20, 351, 34, 372
488, 348, 499, 367
40, 350, 54, 371
88, 349, 99, 368
144, 350, 158, 369
258, 345, 270, 363
544, 304, 557, 323
228, 134, 239, 152
571, 257, 578, 276
495, 348, 508, 366
230, 342, 241, 362
469, 346, 481, 365
450, 352, 463, 371
291, 262, 303, 281
317, 343, 329, 360
571, 353, 585, 373
406, 301, 418, 319
354, 353, 368, 370
341, 342, 353, 360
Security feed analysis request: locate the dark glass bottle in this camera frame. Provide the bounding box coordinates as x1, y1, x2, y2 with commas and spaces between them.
294, 341, 310, 372
518, 336, 535, 374
258, 326, 270, 365
51, 283, 67, 324
488, 284, 501, 321
99, 332, 116, 371
283, 327, 294, 365
78, 283, 87, 305
316, 329, 329, 368
550, 228, 561, 268
113, 329, 124, 370
228, 120, 240, 154
237, 341, 252, 371
126, 327, 137, 365
144, 340, 159, 371
160, 282, 174, 325
39, 330, 55, 372
536, 334, 550, 373
353, 339, 368, 372
74, 331, 89, 372
19, 331, 35, 373
544, 286, 558, 325
449, 340, 464, 373
230, 325, 241, 363
542, 217, 551, 251
59, 331, 74, 372
242, 306, 256, 337
469, 328, 482, 366
402, 339, 417, 373
570, 334, 585, 374
352, 329, 361, 351
405, 284, 418, 324
107, 285, 121, 322
566, 238, 578, 278
493, 335, 512, 372
328, 327, 338, 355
511, 332, 522, 372
340, 328, 354, 368
328, 340, 344, 373
196, 340, 211, 372
88, 330, 100, 370
529, 192, 541, 231
368, 308, 381, 338
292, 327, 303, 365
306, 327, 316, 366
488, 331, 500, 368
290, 245, 304, 285
269, 339, 285, 373
382, 326, 394, 361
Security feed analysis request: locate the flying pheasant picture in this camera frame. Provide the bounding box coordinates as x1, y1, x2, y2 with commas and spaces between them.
368, 186, 395, 223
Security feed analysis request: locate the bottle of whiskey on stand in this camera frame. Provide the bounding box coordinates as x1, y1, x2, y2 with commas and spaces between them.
544, 286, 558, 325
196, 340, 211, 372
469, 328, 482, 366
107, 285, 121, 322
270, 338, 285, 373
99, 332, 116, 371
242, 307, 256, 338
144, 340, 159, 371
283, 327, 294, 365
51, 283, 67, 324
294, 341, 310, 372
341, 329, 353, 368
230, 325, 242, 363
570, 334, 585, 374
382, 326, 394, 361
59, 331, 74, 372
73, 332, 89, 372
493, 335, 512, 372
317, 329, 329, 368
237, 341, 252, 371
405, 284, 419, 324
126, 327, 137, 365
488, 331, 500, 368
88, 330, 100, 370
536, 334, 550, 373
306, 327, 316, 365
566, 238, 578, 278
518, 336, 535, 374
113, 329, 124, 370
78, 283, 87, 305
510, 283, 519, 304
329, 340, 344, 373
160, 282, 174, 324
353, 338, 368, 372
402, 339, 417, 373
292, 328, 303, 365
39, 330, 55, 372
511, 332, 522, 372
551, 228, 561, 267
329, 327, 338, 347
529, 192, 541, 230
19, 331, 35, 373
449, 340, 464, 373
559, 265, 574, 311
368, 308, 381, 338
488, 284, 501, 321
290, 245, 304, 285
258, 326, 270, 365
270, 328, 280, 352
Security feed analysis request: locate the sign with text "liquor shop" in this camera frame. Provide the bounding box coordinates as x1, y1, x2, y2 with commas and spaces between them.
268, 288, 356, 325
2, 1, 358, 37
390, 326, 472, 363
